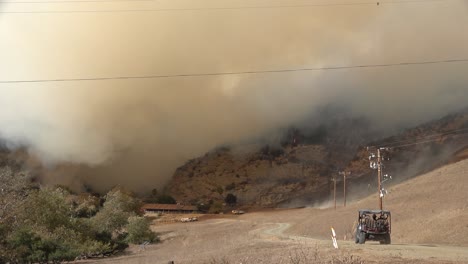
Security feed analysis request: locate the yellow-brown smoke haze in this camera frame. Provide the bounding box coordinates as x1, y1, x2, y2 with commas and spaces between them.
0, 0, 467, 192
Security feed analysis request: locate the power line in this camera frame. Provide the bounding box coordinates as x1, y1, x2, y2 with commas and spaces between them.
382, 0, 459, 3
376, 127, 468, 148
0, 0, 458, 14
2, 0, 154, 3
377, 131, 468, 149
389, 133, 468, 148
1, 58, 468, 84
0, 2, 377, 14
0, 0, 454, 3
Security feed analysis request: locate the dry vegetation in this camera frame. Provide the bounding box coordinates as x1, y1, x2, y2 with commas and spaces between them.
207, 245, 364, 264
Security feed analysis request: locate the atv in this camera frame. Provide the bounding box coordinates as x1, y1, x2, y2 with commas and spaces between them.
355, 210, 391, 244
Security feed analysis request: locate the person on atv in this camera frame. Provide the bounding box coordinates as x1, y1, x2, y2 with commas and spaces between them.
376, 214, 387, 231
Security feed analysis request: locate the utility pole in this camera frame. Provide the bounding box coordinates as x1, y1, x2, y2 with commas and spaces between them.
331, 176, 337, 210
368, 147, 392, 211
344, 174, 347, 208
377, 149, 383, 210
339, 171, 351, 207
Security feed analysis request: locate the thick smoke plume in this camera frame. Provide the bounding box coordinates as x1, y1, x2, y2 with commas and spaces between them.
0, 0, 467, 192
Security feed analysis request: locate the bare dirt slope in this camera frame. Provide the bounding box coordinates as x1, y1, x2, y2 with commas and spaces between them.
87, 159, 468, 264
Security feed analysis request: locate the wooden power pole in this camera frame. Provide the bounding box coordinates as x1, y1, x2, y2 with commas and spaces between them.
343, 174, 346, 207
377, 149, 383, 210
340, 171, 351, 207
331, 176, 337, 210
369, 147, 391, 211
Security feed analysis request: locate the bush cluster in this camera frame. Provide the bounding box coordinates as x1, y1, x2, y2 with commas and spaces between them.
0, 173, 157, 263
145, 188, 177, 204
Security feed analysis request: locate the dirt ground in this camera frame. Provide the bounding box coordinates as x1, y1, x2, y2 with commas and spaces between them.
86, 160, 468, 264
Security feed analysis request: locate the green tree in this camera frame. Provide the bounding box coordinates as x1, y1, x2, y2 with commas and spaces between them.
225, 182, 236, 191
208, 201, 223, 214
144, 188, 177, 204
11, 188, 109, 261
216, 186, 224, 195
91, 187, 140, 234
74, 194, 100, 218
196, 202, 210, 213
224, 193, 237, 205
1, 181, 156, 262
156, 194, 176, 204
20, 188, 73, 231
125, 216, 156, 244
103, 187, 141, 213
92, 208, 133, 235
6, 225, 112, 263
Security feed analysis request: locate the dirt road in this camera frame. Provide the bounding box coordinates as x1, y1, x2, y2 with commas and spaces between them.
86, 212, 468, 264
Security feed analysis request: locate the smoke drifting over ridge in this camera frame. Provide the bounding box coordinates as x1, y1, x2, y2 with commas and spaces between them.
0, 0, 467, 192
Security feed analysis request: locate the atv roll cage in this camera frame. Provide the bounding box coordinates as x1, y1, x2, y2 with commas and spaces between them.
356, 210, 391, 244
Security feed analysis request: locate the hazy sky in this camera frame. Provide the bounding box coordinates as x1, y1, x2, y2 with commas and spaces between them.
0, 0, 467, 192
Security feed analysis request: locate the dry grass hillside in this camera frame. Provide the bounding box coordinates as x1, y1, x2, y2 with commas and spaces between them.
288, 158, 468, 246
88, 159, 468, 264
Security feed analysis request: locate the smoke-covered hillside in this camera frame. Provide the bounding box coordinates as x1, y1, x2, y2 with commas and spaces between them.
167, 109, 468, 208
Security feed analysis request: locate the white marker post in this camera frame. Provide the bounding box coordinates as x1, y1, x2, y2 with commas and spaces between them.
331, 227, 338, 249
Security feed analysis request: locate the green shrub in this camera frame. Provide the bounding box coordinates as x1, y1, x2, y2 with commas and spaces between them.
225, 182, 236, 191
144, 188, 177, 204
224, 193, 237, 205
20, 188, 72, 231
197, 202, 210, 213
104, 187, 141, 213
74, 194, 100, 218
6, 228, 83, 263
91, 187, 141, 234
1, 185, 151, 262
125, 216, 156, 244
208, 201, 223, 214
92, 208, 134, 235
156, 194, 176, 204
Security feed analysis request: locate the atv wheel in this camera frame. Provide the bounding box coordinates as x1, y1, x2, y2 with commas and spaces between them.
384, 233, 391, 244
358, 232, 366, 244
380, 233, 391, 244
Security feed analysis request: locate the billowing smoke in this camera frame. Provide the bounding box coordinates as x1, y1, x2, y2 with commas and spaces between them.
0, 0, 467, 192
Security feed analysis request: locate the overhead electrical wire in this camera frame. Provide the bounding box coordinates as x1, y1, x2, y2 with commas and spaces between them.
369, 129, 468, 149
0, 0, 459, 14
0, 2, 381, 14
2, 0, 155, 3
0, 0, 454, 4
375, 127, 468, 148
1, 58, 468, 84
386, 133, 468, 149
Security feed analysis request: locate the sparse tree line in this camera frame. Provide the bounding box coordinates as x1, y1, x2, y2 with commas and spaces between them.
145, 185, 238, 214
145, 188, 177, 204
192, 193, 238, 214
0, 166, 156, 263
